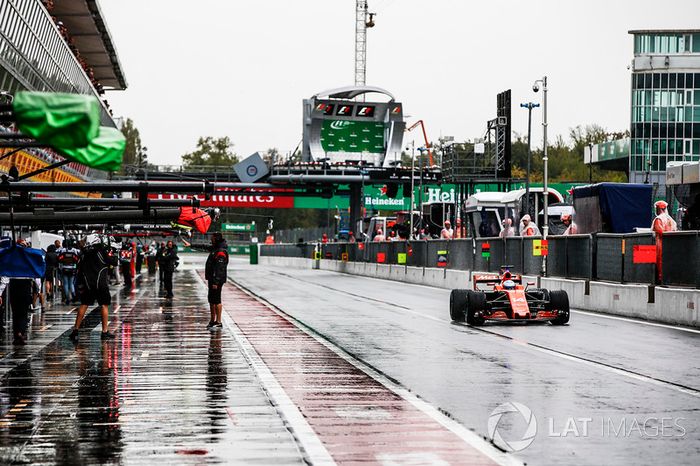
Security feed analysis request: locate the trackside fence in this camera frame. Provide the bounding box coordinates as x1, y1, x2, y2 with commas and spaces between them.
260, 232, 700, 288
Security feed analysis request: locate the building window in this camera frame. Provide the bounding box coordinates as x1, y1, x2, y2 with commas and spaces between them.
693, 34, 700, 53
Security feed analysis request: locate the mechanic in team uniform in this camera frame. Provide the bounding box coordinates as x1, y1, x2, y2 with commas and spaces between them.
119, 242, 134, 289
205, 233, 229, 330
57, 238, 81, 304
160, 240, 179, 299
70, 234, 118, 341
652, 200, 678, 283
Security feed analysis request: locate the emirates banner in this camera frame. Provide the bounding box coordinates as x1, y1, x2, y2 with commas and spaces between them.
149, 191, 294, 209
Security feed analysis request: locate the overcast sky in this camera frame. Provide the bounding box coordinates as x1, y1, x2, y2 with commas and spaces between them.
99, 0, 700, 166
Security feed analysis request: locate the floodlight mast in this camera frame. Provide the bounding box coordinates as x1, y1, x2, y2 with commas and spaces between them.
355, 1, 375, 91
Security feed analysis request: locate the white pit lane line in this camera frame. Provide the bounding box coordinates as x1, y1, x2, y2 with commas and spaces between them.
194, 272, 334, 465
221, 311, 336, 466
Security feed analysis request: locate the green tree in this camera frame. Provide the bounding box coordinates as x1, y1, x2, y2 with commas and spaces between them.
181, 136, 239, 168
120, 118, 141, 171
510, 125, 627, 183
262, 147, 280, 165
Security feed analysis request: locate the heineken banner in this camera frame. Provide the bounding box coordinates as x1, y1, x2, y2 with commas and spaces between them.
222, 223, 255, 232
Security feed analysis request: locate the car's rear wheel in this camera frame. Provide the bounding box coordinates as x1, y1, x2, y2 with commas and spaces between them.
549, 290, 570, 325
449, 289, 469, 322
466, 291, 487, 326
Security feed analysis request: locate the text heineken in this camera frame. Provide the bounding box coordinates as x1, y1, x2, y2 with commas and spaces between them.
222, 223, 254, 232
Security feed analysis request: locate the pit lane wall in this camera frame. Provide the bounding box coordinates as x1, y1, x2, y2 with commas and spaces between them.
260, 236, 700, 328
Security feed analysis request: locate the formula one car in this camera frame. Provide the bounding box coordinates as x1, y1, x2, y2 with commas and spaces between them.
449, 268, 570, 326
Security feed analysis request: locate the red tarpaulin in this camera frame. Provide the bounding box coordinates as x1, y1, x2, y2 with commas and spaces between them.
176, 208, 212, 234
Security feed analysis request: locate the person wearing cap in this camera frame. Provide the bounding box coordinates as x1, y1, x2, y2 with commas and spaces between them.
440, 220, 454, 239
519, 214, 541, 236
500, 218, 515, 238
205, 233, 229, 330
652, 200, 678, 282
561, 213, 578, 235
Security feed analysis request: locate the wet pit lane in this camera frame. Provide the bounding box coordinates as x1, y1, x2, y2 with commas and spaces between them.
0, 264, 304, 465
230, 259, 700, 466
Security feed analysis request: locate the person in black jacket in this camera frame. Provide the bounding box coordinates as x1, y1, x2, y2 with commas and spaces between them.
160, 240, 179, 299
69, 235, 118, 341
205, 233, 229, 329
44, 243, 58, 300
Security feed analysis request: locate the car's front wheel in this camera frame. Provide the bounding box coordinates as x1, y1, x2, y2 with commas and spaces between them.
466, 291, 487, 326
449, 289, 469, 322
549, 290, 570, 325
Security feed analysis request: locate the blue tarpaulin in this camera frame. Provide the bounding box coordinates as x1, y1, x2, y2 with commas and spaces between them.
573, 183, 652, 233
0, 245, 46, 278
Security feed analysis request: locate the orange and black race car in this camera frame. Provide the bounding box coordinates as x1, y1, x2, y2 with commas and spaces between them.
449, 267, 570, 326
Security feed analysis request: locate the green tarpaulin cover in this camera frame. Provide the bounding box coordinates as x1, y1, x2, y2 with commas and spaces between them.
13, 92, 100, 149
58, 126, 125, 172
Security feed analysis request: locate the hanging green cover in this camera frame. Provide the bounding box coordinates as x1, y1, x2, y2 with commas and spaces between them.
13, 91, 100, 149
58, 126, 126, 172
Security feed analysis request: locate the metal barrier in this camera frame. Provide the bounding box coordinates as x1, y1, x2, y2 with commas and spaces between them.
566, 235, 593, 279
261, 232, 700, 288
623, 233, 656, 284
407, 240, 428, 268
523, 237, 544, 276
474, 237, 504, 272
596, 235, 623, 282
662, 231, 699, 288
596, 233, 658, 284
426, 240, 450, 268
260, 243, 312, 258
448, 239, 473, 271
546, 236, 567, 278
504, 237, 524, 273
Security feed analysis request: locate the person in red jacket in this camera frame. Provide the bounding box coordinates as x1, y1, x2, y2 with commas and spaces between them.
652, 200, 677, 282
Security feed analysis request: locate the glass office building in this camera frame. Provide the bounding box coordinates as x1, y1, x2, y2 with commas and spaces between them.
629, 30, 700, 188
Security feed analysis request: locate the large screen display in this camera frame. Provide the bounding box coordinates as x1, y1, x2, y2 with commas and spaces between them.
320, 120, 385, 154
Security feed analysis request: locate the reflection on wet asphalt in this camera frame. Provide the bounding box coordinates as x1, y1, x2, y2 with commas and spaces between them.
0, 262, 303, 465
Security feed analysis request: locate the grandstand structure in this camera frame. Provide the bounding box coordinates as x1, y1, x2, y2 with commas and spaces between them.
0, 0, 126, 185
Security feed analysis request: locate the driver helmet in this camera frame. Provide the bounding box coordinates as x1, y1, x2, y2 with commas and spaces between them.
503, 279, 516, 290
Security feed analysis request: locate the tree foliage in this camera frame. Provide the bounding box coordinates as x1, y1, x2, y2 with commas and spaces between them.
511, 124, 627, 183
181, 136, 239, 168
120, 118, 141, 170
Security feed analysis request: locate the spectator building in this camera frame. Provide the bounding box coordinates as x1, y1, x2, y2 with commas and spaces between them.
0, 0, 126, 182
